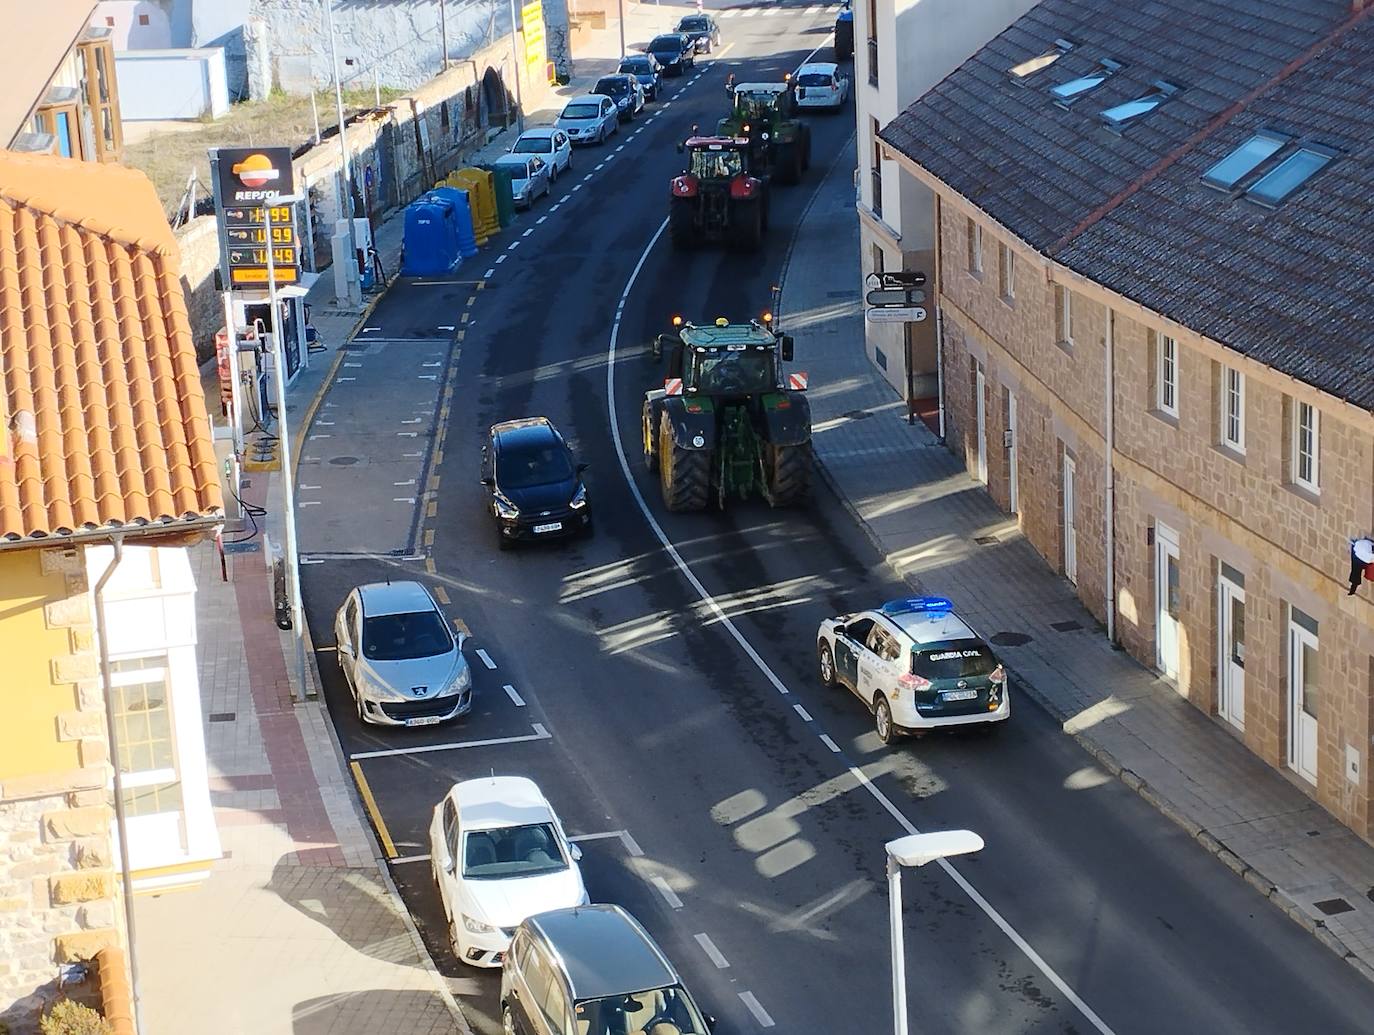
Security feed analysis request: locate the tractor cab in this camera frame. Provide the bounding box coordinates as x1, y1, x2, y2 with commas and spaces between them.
718, 76, 809, 185
724, 76, 795, 121
654, 318, 794, 396
683, 138, 749, 180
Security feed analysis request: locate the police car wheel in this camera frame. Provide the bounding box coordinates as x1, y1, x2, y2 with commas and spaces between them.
817, 643, 836, 688
874, 695, 897, 745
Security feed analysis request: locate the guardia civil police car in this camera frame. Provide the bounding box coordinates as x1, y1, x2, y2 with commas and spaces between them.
816, 596, 1009, 744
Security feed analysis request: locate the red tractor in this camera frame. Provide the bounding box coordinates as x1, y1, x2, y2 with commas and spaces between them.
669, 135, 769, 251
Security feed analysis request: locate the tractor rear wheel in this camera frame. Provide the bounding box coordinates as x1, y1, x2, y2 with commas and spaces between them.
731, 200, 763, 252
766, 441, 812, 506
659, 412, 710, 512
642, 399, 659, 472
669, 197, 696, 250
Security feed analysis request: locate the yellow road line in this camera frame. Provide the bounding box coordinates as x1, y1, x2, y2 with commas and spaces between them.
350, 761, 396, 859
467, 295, 478, 308
433, 585, 450, 605
427, 501, 438, 518
425, 556, 437, 574
456, 330, 466, 342
424, 528, 435, 547
461, 312, 470, 324
452, 616, 472, 636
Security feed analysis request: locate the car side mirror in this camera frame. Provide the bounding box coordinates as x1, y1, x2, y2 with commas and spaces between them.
569, 843, 583, 861
481, 476, 495, 487
781, 335, 795, 362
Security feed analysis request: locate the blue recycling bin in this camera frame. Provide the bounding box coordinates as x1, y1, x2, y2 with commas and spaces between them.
401, 198, 461, 276
425, 187, 479, 259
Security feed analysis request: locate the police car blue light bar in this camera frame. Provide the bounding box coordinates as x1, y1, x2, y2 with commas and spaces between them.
879, 596, 954, 616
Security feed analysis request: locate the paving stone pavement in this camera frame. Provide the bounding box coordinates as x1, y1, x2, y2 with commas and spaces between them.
779, 132, 1374, 985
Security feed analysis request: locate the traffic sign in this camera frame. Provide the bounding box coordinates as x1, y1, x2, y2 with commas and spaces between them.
865, 306, 926, 323
866, 287, 926, 307
881, 270, 927, 288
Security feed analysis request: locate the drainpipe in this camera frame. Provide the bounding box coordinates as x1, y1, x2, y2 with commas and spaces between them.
1105, 309, 1117, 643
93, 535, 144, 1035
935, 307, 947, 442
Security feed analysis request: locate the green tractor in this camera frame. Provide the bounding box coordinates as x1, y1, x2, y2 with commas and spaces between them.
642, 315, 812, 512
717, 75, 811, 185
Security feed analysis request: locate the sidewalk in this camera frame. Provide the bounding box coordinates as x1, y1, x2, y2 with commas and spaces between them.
779, 138, 1374, 982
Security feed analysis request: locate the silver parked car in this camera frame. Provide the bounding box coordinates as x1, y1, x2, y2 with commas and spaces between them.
510, 127, 573, 180
493, 153, 552, 208
334, 581, 472, 727
555, 94, 620, 145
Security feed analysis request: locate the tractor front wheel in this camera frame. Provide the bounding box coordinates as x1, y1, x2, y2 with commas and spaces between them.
642, 399, 659, 472
659, 412, 710, 512
766, 441, 812, 506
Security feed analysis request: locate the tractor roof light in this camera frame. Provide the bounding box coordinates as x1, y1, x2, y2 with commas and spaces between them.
672, 315, 684, 327
761, 311, 773, 325
715, 317, 729, 327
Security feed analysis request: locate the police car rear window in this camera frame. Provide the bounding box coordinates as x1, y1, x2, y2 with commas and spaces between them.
911, 643, 996, 680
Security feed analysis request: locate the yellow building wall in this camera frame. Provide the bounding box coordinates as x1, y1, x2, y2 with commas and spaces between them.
0, 550, 82, 780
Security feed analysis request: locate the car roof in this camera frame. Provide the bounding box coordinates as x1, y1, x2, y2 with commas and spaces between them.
528, 905, 678, 1000
565, 93, 611, 106
620, 54, 652, 64
356, 580, 438, 617
517, 127, 559, 139
596, 73, 632, 83
493, 153, 536, 166
491, 416, 561, 450
797, 62, 839, 75
452, 776, 553, 829
649, 33, 685, 44
875, 597, 979, 645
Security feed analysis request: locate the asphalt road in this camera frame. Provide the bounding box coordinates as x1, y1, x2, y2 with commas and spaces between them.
296, 5, 1374, 1034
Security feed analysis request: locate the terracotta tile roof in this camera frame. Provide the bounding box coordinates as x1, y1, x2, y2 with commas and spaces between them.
0, 152, 223, 547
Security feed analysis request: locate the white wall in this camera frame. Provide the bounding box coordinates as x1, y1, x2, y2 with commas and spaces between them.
115, 48, 229, 120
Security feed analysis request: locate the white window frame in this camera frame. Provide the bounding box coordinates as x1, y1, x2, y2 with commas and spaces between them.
998, 242, 1014, 300
968, 219, 983, 275
1055, 285, 1074, 345
108, 654, 181, 818
1156, 334, 1178, 417
1220, 365, 1245, 453
1292, 400, 1319, 492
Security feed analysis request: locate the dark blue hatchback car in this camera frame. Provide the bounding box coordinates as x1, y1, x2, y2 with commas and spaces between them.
481, 417, 591, 550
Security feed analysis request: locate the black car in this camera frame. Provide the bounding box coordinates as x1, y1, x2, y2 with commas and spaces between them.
481, 417, 591, 550
647, 33, 695, 76
593, 74, 645, 120
675, 14, 721, 54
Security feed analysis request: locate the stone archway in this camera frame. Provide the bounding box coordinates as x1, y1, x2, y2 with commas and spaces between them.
480, 66, 510, 130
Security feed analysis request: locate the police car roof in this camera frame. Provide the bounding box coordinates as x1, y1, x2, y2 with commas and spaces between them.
879, 597, 977, 645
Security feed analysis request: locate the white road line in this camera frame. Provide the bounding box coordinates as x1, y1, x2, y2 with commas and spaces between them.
595, 162, 605, 171
475, 648, 497, 669
582, 173, 594, 182
393, 497, 415, 503
561, 194, 572, 203
418, 374, 438, 381
300, 500, 322, 507
523, 228, 535, 237
300, 557, 325, 564
508, 240, 521, 250
300, 484, 321, 490
651, 876, 683, 910
350, 724, 551, 760
391, 853, 432, 865
738, 992, 774, 1028
602, 218, 1117, 1035
344, 362, 364, 367
819, 733, 840, 753
793, 703, 813, 722
397, 431, 418, 437
615, 144, 625, 152
573, 183, 584, 192
394, 479, 416, 486
484, 267, 496, 278
537, 215, 548, 224
438, 324, 455, 331
336, 376, 356, 382
550, 203, 562, 212
422, 361, 442, 367
694, 933, 730, 969
567, 829, 644, 857
309, 433, 331, 439
496, 253, 508, 263
502, 684, 526, 707
316, 421, 334, 427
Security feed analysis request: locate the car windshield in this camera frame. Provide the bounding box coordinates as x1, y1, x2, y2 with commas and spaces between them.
679, 17, 708, 30
650, 35, 680, 51
499, 441, 574, 488
575, 986, 709, 1034
513, 137, 552, 154
462, 822, 567, 879
739, 92, 779, 117
689, 148, 744, 178
798, 72, 832, 86
361, 610, 453, 661
596, 78, 628, 97
912, 642, 998, 680
620, 59, 649, 74
688, 350, 775, 394
562, 103, 599, 119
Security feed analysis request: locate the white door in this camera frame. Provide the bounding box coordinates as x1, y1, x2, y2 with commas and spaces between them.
975, 367, 988, 483
1007, 392, 1019, 514
1155, 525, 1181, 680
1288, 618, 1319, 784
1218, 575, 1245, 730
1062, 454, 1077, 584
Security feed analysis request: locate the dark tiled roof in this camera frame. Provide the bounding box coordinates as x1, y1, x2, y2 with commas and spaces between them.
881, 0, 1374, 411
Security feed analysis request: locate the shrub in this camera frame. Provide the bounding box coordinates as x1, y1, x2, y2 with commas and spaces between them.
39, 1001, 113, 1035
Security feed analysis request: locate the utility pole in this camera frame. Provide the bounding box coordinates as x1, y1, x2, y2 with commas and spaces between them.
507, 0, 526, 134
618, 0, 626, 59
323, 0, 362, 306
439, 0, 449, 70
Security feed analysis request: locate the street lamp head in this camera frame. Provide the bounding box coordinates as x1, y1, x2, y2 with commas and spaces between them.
886, 829, 983, 868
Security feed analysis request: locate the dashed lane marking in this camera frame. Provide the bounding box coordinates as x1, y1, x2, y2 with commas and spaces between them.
651, 876, 683, 910
537, 215, 548, 224
496, 253, 508, 263
582, 173, 594, 182
503, 684, 526, 707
793, 703, 813, 722
523, 228, 535, 237
350, 724, 551, 761
550, 203, 562, 212
819, 734, 840, 753
508, 239, 521, 250
475, 648, 497, 669
738, 992, 774, 1028
695, 933, 730, 969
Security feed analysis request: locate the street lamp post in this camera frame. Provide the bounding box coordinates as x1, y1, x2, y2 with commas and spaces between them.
885, 830, 985, 1035
323, 0, 362, 307
507, 0, 526, 135
617, 0, 626, 59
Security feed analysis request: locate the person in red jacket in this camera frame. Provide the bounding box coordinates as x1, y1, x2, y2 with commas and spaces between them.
1350, 537, 1374, 595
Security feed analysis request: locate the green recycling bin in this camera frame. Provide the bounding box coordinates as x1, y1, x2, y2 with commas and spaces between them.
482, 164, 516, 227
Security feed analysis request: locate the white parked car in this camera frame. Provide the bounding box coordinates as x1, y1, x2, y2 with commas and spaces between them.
429, 777, 588, 968
816, 595, 1009, 744
555, 94, 620, 145
493, 153, 551, 208
509, 127, 573, 180
794, 61, 850, 111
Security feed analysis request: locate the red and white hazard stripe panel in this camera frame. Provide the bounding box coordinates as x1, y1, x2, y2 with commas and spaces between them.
787, 371, 809, 390
665, 377, 684, 395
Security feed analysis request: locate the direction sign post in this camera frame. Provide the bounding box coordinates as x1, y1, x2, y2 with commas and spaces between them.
864, 269, 929, 324
865, 306, 927, 324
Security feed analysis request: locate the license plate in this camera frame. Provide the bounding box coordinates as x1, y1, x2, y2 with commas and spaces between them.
941, 689, 978, 702
405, 715, 443, 727
533, 522, 563, 534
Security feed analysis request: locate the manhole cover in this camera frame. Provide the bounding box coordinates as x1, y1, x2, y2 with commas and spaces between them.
1314, 898, 1354, 916
990, 632, 1032, 647
844, 409, 873, 420
1051, 620, 1083, 632
330, 456, 360, 466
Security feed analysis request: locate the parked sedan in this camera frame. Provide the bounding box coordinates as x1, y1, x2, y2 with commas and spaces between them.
509, 127, 572, 180
675, 13, 721, 53
593, 73, 646, 121
647, 33, 694, 76
492, 153, 551, 208
430, 777, 588, 968
555, 94, 619, 145
481, 416, 592, 549
794, 61, 850, 112
618, 53, 662, 100
334, 581, 471, 727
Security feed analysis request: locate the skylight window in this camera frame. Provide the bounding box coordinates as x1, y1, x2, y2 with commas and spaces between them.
1050, 58, 1121, 104
1100, 81, 1180, 129
1201, 131, 1290, 189
1010, 38, 1074, 80
1245, 145, 1337, 206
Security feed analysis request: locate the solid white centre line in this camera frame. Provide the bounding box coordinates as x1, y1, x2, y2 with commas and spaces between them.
651, 876, 683, 910
819, 733, 840, 753
793, 703, 813, 722
603, 215, 1116, 1035
475, 648, 497, 669
350, 724, 550, 760
694, 933, 730, 969
738, 992, 774, 1028
502, 684, 526, 707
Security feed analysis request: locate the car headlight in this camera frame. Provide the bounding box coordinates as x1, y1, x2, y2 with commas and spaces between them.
449, 666, 472, 693
569, 484, 588, 510
463, 914, 496, 935
494, 494, 519, 519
